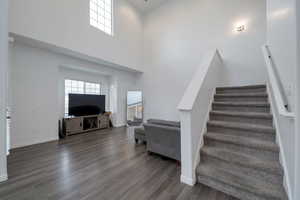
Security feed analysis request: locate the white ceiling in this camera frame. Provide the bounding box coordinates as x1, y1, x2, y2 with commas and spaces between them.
126, 0, 168, 14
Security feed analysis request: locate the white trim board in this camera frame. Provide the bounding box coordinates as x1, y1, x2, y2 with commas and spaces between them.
10, 33, 143, 74
115, 123, 126, 128
11, 136, 59, 149
0, 174, 7, 182
180, 175, 195, 186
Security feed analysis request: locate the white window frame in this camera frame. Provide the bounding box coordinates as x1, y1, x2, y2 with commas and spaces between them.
85, 81, 102, 95
89, 0, 114, 36
64, 79, 102, 116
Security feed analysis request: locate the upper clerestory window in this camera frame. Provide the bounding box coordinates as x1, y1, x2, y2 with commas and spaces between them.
90, 0, 113, 36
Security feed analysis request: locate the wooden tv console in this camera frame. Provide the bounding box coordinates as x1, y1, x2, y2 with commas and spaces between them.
63, 113, 110, 136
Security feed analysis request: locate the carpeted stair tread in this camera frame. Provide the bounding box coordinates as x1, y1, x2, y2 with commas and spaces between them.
201, 155, 284, 185
215, 93, 268, 98
197, 175, 279, 200
204, 132, 279, 152
207, 120, 275, 134
201, 146, 283, 175
216, 85, 267, 95
196, 85, 287, 199
213, 102, 270, 107
197, 164, 286, 200
210, 110, 272, 119
216, 85, 266, 90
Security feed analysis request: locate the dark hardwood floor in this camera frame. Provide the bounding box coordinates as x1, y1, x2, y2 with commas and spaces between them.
0, 127, 238, 200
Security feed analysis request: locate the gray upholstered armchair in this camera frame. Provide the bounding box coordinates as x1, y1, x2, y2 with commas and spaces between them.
143, 119, 181, 161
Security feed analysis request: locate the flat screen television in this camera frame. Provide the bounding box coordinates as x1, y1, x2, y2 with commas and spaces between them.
69, 94, 106, 116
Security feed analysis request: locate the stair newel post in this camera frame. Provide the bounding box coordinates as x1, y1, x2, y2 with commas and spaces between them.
179, 110, 196, 186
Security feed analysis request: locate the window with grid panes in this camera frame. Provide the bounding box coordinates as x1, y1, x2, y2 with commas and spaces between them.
90, 0, 113, 35
65, 79, 101, 115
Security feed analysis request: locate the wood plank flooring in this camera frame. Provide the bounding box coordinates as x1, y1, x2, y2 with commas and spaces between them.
0, 127, 239, 200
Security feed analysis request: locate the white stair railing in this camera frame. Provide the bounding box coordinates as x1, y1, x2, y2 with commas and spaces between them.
262, 45, 295, 118
177, 49, 223, 185
262, 45, 295, 199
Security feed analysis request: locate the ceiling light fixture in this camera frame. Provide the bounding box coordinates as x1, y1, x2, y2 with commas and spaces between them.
236, 25, 245, 32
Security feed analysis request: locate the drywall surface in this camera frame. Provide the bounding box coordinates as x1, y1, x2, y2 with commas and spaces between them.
141, 0, 267, 121
266, 0, 298, 197
0, 0, 8, 181
294, 0, 300, 198
266, 0, 297, 111
10, 41, 139, 148
9, 0, 143, 71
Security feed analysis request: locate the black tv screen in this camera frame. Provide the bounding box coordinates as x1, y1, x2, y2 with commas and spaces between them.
69, 94, 106, 116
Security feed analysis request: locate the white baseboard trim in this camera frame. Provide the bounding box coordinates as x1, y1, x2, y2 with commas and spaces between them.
115, 123, 126, 128
180, 175, 196, 186
0, 174, 8, 182
12, 136, 59, 149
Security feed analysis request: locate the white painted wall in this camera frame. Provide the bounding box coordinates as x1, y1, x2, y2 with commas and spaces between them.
261, 45, 296, 198
266, 0, 297, 111
294, 0, 300, 198
10, 41, 140, 148
9, 0, 143, 71
141, 0, 267, 121
0, 0, 8, 182
266, 0, 298, 198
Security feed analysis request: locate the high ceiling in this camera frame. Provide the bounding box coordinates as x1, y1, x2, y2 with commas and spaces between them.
126, 0, 168, 14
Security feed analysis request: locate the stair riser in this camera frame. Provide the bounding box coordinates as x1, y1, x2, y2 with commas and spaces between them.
214, 96, 268, 102
216, 88, 267, 94
197, 175, 281, 200
207, 125, 276, 141
200, 156, 283, 185
212, 104, 270, 113
210, 114, 273, 126
204, 138, 279, 161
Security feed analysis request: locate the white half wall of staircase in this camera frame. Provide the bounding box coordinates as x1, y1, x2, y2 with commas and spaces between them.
266, 0, 298, 198
267, 84, 295, 199
294, 0, 300, 199
266, 0, 297, 111
262, 45, 296, 200
178, 50, 223, 185
0, 0, 8, 182
140, 0, 267, 121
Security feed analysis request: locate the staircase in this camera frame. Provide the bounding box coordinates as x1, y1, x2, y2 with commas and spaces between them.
196, 85, 288, 200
